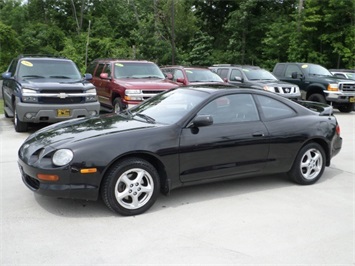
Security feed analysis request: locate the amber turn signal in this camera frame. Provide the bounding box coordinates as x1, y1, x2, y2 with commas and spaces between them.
80, 168, 97, 174
37, 174, 59, 181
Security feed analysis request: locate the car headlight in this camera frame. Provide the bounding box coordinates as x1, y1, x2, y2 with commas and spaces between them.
22, 88, 38, 102
263, 86, 275, 92
327, 83, 339, 91
52, 149, 74, 166
85, 88, 98, 102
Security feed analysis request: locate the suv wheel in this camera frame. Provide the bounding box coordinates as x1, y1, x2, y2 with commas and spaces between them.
14, 105, 28, 132
308, 93, 326, 104
113, 98, 124, 113
338, 103, 354, 113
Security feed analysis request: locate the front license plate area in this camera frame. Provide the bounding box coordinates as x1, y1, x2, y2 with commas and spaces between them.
57, 109, 71, 117
349, 97, 355, 103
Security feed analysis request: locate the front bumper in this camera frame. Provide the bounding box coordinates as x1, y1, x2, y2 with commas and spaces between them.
18, 158, 100, 201
325, 91, 355, 103
16, 99, 100, 123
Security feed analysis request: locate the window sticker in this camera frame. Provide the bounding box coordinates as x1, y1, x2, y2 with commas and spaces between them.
21, 61, 33, 67
186, 70, 193, 73
115, 63, 124, 67
301, 64, 308, 68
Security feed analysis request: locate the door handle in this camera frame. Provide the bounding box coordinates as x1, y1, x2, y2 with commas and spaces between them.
252, 132, 264, 137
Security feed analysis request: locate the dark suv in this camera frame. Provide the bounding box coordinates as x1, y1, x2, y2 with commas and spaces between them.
210, 64, 301, 100
1, 55, 100, 132
86, 59, 178, 112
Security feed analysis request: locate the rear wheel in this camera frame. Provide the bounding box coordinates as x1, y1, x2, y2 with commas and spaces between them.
101, 158, 160, 216
14, 104, 28, 132
308, 93, 326, 104
338, 103, 354, 113
288, 142, 325, 185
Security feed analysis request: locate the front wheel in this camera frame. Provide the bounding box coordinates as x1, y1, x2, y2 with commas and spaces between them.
288, 143, 326, 185
113, 98, 124, 113
308, 93, 326, 104
101, 158, 160, 216
14, 104, 28, 132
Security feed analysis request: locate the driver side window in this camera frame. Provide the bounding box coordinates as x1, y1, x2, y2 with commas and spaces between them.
198, 94, 259, 124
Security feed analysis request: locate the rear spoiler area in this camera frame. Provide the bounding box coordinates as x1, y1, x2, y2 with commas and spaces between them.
296, 100, 333, 116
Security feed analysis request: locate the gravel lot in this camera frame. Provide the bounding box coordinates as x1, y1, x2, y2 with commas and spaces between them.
0, 111, 354, 265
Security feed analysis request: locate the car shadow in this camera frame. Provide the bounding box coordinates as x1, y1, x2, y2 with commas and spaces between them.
33, 167, 342, 218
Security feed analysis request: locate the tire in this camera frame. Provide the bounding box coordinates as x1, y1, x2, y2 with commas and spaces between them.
308, 93, 326, 104
113, 98, 124, 113
288, 142, 326, 185
101, 158, 160, 216
338, 103, 354, 113
14, 104, 28, 132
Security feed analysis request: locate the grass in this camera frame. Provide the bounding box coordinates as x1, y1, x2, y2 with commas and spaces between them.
0, 99, 3, 114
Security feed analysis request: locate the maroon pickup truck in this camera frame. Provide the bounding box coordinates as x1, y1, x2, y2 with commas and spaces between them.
86, 59, 178, 112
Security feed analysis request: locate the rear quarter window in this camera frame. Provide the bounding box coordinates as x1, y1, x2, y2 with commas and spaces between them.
256, 95, 296, 120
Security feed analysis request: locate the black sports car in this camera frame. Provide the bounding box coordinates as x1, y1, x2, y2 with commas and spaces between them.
18, 86, 342, 216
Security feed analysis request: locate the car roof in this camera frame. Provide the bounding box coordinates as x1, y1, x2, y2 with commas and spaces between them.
92, 59, 152, 63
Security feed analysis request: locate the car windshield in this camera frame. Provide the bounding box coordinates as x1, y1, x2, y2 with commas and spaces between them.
18, 59, 82, 79
302, 64, 332, 76
127, 88, 209, 125
114, 62, 165, 79
186, 69, 224, 82
243, 69, 278, 81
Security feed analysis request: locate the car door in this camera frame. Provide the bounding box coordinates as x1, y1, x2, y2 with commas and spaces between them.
94, 63, 112, 107
179, 93, 270, 183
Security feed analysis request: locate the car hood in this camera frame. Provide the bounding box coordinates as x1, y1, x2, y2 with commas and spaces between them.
24, 114, 160, 149
20, 78, 92, 90
253, 80, 297, 87
115, 78, 178, 89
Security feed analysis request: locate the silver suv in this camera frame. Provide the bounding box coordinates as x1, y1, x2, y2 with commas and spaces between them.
210, 64, 301, 100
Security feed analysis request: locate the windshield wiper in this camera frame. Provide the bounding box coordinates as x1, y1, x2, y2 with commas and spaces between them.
21, 75, 45, 78
139, 76, 161, 79
49, 75, 71, 79
134, 113, 156, 123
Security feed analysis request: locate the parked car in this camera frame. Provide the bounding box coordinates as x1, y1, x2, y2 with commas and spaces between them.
161, 66, 225, 85
86, 59, 178, 113
273, 63, 355, 113
209, 64, 301, 100
1, 54, 100, 132
329, 69, 355, 80
18, 85, 342, 216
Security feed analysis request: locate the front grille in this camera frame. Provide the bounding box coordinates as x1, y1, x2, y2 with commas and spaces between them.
142, 90, 165, 94
24, 174, 40, 190
39, 97, 83, 104
340, 83, 355, 92
41, 90, 83, 94
279, 87, 297, 94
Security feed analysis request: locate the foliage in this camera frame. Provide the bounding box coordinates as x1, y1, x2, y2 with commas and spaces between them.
0, 0, 354, 72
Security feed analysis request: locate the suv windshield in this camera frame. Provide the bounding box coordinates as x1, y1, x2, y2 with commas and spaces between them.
243, 69, 278, 81
18, 59, 82, 79
114, 62, 165, 79
303, 64, 332, 76
186, 69, 223, 82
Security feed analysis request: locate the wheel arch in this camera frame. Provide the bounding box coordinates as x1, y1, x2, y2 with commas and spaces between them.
302, 138, 331, 166
305, 85, 326, 99
99, 152, 169, 195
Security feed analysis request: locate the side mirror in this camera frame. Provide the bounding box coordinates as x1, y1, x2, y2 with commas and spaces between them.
233, 76, 243, 82
2, 72, 12, 79
189, 115, 213, 128
176, 77, 187, 85
165, 73, 173, 80
291, 72, 298, 79
83, 73, 93, 80
100, 73, 109, 79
